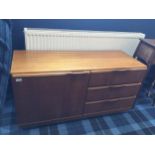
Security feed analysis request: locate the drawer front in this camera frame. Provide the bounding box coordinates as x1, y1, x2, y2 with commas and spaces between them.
85, 97, 135, 114
87, 83, 141, 101
89, 69, 146, 87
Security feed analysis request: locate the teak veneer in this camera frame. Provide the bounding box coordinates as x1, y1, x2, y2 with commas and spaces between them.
11, 50, 147, 127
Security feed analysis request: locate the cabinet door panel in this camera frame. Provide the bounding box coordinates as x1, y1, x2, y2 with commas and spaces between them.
12, 72, 89, 126
63, 72, 89, 117
12, 74, 68, 125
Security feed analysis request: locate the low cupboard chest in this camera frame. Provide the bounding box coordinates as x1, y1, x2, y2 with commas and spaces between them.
11, 50, 147, 127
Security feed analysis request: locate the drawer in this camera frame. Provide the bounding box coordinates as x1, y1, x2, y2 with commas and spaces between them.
89, 69, 146, 87
85, 96, 135, 114
87, 83, 141, 101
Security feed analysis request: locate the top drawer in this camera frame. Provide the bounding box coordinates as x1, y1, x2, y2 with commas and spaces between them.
89, 69, 146, 87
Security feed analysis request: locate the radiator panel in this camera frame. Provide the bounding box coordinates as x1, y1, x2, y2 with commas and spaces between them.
24, 28, 145, 56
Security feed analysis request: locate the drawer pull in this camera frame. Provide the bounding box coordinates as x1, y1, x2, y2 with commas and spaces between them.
88, 83, 141, 90
86, 96, 136, 104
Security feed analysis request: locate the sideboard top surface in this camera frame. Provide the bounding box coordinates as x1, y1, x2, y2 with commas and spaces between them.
11, 50, 146, 77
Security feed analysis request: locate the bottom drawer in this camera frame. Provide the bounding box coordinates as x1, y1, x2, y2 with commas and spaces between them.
84, 96, 135, 114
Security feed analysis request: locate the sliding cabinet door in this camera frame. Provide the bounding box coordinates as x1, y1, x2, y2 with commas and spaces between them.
12, 71, 89, 126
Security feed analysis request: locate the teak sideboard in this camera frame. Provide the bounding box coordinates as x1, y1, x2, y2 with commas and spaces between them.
11, 50, 147, 127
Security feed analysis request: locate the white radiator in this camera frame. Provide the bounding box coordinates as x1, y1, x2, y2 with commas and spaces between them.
24, 28, 145, 56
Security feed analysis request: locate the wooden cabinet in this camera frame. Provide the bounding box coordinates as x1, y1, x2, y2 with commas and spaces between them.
11, 50, 147, 127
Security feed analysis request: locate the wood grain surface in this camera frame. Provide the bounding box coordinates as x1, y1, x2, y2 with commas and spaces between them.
11, 50, 146, 77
